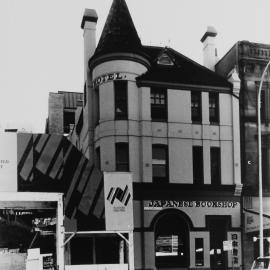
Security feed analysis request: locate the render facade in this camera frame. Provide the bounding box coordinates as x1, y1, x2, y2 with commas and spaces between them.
69, 1, 243, 269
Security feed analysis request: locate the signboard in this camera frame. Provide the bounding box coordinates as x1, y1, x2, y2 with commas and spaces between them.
227, 232, 241, 267
92, 72, 135, 88
223, 240, 233, 251
144, 200, 239, 210
0, 133, 17, 191
245, 210, 270, 232
43, 254, 54, 270
104, 172, 133, 231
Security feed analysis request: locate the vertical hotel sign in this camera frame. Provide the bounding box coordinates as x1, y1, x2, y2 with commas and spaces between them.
104, 172, 133, 231
0, 133, 17, 191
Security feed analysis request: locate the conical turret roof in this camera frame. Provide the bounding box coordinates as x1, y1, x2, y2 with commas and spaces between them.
94, 0, 143, 57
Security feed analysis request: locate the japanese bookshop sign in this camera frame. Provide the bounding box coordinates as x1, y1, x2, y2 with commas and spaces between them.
0, 133, 17, 191
104, 172, 133, 231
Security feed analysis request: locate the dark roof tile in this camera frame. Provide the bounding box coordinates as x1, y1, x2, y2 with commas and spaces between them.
137, 46, 232, 89
94, 0, 143, 57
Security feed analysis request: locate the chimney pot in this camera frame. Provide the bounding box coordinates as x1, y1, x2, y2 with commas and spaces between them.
201, 26, 218, 71
81, 9, 98, 29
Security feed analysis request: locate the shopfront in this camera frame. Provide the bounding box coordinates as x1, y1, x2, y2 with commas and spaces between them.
0, 192, 64, 270
133, 191, 242, 270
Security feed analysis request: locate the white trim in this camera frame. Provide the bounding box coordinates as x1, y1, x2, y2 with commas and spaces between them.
0, 192, 62, 201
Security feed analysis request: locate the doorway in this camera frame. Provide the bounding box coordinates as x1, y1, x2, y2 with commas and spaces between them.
154, 211, 190, 268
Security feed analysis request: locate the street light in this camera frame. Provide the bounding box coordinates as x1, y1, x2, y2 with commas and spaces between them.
257, 59, 270, 257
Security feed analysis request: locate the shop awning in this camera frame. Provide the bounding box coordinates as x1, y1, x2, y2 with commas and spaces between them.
244, 208, 270, 233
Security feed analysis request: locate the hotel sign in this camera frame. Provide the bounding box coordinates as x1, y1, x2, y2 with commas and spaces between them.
93, 72, 135, 88
144, 200, 239, 210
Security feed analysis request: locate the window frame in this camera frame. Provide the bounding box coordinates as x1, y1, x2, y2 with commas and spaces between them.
151, 87, 167, 122
210, 147, 221, 185
152, 144, 168, 183
192, 146, 204, 184
95, 86, 100, 126
195, 238, 204, 267
191, 91, 202, 123
114, 80, 128, 120
115, 142, 129, 172
209, 92, 219, 124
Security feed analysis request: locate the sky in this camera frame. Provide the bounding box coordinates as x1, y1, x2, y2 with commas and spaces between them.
2, 0, 270, 133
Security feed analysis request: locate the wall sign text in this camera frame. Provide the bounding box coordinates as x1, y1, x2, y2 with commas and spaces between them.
144, 200, 239, 210
93, 72, 127, 88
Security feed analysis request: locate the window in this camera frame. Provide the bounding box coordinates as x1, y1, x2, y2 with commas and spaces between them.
83, 83, 87, 106
151, 88, 167, 121
195, 238, 204, 266
255, 81, 270, 123
191, 92, 202, 123
115, 143, 129, 171
193, 146, 204, 184
209, 92, 219, 123
63, 111, 75, 134
96, 147, 101, 169
157, 53, 174, 66
152, 145, 168, 183
210, 147, 221, 185
115, 81, 128, 120
260, 89, 266, 123
96, 86, 100, 125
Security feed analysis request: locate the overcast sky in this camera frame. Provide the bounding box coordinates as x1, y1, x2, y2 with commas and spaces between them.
2, 0, 270, 133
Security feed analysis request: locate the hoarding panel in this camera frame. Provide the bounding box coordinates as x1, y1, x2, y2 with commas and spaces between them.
0, 133, 17, 192
104, 172, 133, 231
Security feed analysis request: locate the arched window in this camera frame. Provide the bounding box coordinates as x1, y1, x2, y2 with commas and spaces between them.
154, 211, 190, 268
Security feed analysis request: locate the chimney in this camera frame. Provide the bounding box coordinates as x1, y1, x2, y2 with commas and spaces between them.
81, 9, 98, 80
200, 26, 218, 71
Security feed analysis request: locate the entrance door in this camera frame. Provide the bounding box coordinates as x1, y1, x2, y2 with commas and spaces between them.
155, 212, 190, 268
208, 217, 228, 270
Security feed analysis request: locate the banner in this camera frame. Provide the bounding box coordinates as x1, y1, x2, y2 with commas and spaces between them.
0, 133, 17, 191
104, 172, 133, 231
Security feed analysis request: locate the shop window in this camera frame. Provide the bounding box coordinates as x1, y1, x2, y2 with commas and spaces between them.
211, 147, 221, 185
0, 204, 57, 270
115, 81, 128, 120
152, 144, 168, 183
151, 87, 167, 121
193, 146, 204, 184
115, 143, 129, 171
195, 238, 204, 266
191, 92, 202, 123
253, 232, 270, 259
155, 212, 189, 267
209, 92, 219, 124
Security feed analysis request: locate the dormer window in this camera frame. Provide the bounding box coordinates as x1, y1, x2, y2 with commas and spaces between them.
157, 52, 174, 66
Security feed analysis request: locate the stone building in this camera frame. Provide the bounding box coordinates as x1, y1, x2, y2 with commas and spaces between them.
216, 41, 270, 269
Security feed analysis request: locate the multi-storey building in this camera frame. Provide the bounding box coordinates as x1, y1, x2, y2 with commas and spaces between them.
216, 41, 270, 269
68, 0, 243, 269
46, 91, 83, 135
